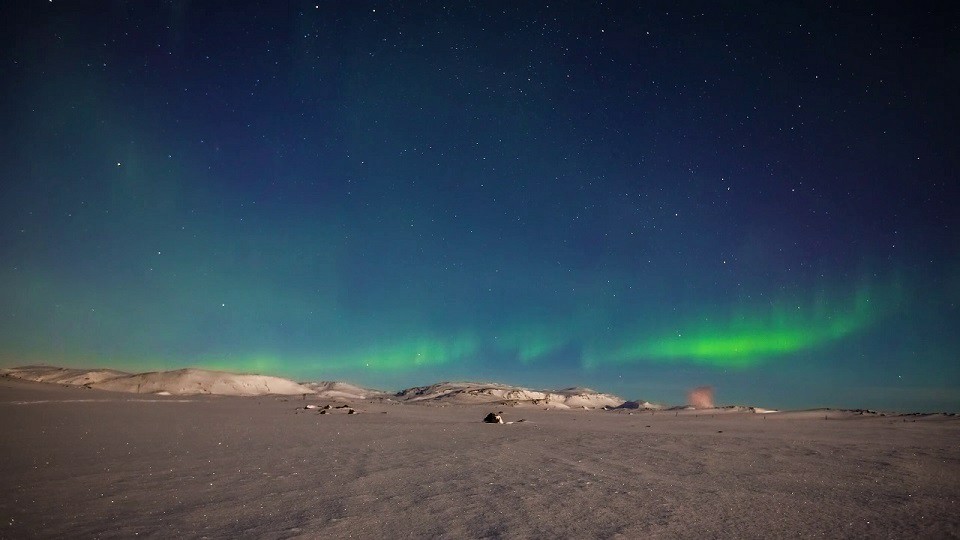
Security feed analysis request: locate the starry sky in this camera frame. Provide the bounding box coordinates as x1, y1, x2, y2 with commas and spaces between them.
2, 2, 958, 411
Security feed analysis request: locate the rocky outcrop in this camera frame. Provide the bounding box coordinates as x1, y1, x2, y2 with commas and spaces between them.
395, 382, 625, 409
616, 400, 667, 410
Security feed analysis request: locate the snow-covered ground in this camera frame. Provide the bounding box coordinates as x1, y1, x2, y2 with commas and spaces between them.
1, 377, 958, 538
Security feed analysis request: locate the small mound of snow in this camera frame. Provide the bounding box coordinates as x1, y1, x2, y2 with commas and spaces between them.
302, 381, 382, 401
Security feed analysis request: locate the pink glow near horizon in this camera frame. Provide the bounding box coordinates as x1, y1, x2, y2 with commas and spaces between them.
688, 386, 714, 409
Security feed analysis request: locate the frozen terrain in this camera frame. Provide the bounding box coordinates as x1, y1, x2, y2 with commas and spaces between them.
0, 375, 958, 538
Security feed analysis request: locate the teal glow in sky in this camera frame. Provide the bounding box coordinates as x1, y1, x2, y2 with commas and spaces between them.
1, 2, 957, 411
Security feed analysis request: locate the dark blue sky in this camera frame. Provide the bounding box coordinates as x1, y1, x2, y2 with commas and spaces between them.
2, 1, 958, 411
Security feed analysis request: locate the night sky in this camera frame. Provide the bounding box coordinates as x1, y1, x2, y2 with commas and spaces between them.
2, 2, 958, 411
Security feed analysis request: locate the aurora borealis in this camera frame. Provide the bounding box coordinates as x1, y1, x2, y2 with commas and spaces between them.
599, 276, 903, 368
1, 2, 957, 411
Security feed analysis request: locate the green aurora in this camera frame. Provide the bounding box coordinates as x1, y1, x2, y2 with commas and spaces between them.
183, 277, 904, 375
325, 333, 482, 372
587, 277, 904, 369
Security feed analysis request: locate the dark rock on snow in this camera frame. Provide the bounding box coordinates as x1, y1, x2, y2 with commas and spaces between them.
483, 412, 503, 424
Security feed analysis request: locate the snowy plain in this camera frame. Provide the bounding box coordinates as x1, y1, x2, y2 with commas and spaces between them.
1, 376, 958, 538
